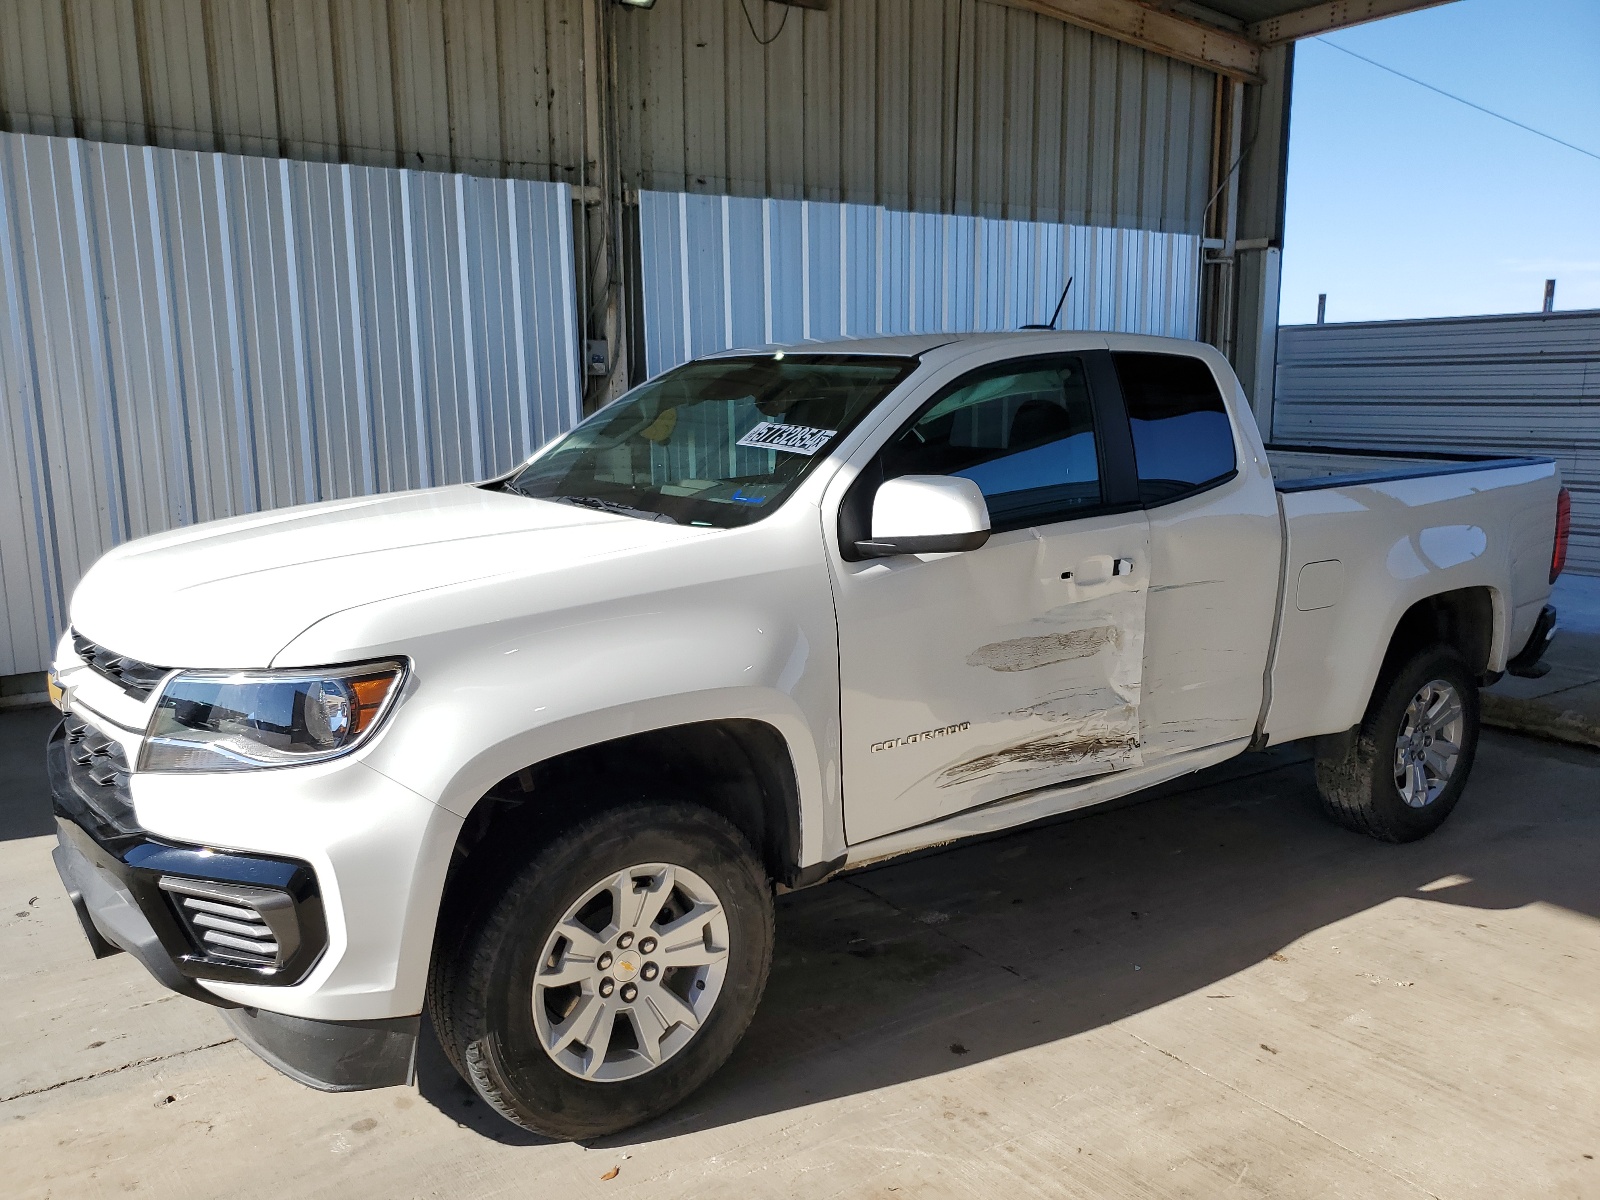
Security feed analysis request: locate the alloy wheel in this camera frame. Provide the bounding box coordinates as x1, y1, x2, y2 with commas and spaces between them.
531, 863, 730, 1082
1392, 678, 1465, 808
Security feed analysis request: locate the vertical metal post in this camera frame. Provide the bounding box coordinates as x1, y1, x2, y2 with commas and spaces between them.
581, 0, 629, 412
1252, 246, 1281, 442
1316, 293, 1326, 324
1217, 79, 1245, 361
1214, 45, 1293, 448
1200, 79, 1245, 358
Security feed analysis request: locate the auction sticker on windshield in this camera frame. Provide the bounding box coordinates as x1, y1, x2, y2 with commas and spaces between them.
736, 423, 837, 455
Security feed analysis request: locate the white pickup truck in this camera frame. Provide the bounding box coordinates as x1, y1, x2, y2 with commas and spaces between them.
48, 332, 1568, 1138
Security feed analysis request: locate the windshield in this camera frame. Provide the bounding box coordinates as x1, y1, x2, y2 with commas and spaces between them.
504, 354, 917, 527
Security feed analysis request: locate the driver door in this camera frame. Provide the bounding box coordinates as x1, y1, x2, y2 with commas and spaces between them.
830, 352, 1150, 844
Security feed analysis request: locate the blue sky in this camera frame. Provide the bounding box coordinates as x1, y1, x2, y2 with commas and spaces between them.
1280, 0, 1600, 325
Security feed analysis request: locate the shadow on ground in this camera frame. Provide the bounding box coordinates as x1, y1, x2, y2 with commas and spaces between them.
410, 732, 1600, 1146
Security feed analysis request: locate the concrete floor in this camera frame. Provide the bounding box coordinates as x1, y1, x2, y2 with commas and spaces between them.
1486, 574, 1600, 749
4, 710, 1600, 1199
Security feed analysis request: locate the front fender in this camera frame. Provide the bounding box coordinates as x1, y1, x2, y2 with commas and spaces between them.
371, 605, 837, 852
273, 504, 844, 867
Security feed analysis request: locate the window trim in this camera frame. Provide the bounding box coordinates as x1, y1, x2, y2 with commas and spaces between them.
837, 351, 1143, 559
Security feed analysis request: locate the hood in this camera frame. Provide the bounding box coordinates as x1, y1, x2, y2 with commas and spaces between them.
70, 486, 707, 668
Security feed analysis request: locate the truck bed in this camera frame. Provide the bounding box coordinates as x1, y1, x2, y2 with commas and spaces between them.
1266, 443, 1553, 492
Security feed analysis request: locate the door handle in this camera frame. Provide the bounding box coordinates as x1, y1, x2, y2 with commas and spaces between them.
1069, 556, 1134, 586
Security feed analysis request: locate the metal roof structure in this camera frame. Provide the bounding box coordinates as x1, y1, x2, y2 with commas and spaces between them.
995, 1, 1457, 79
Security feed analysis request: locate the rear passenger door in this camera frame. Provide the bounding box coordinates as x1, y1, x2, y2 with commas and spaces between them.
1113, 351, 1281, 762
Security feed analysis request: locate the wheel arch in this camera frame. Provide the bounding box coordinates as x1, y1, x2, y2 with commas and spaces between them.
1372, 585, 1500, 700
434, 717, 819, 948
1294, 584, 1502, 755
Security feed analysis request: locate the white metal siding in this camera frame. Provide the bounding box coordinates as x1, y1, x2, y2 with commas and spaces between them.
0, 129, 581, 675
1274, 311, 1600, 575
636, 190, 1200, 377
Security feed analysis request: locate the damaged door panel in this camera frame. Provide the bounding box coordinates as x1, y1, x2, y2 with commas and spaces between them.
830, 351, 1150, 843
1113, 351, 1283, 762
835, 513, 1150, 841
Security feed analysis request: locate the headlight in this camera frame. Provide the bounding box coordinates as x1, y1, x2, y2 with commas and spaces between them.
140, 660, 406, 773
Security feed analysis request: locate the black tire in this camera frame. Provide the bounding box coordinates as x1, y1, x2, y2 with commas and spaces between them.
1314, 644, 1481, 843
428, 803, 774, 1140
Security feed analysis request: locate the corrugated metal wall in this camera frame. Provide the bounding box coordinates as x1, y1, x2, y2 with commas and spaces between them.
0, 0, 587, 180
637, 189, 1200, 376
1, 1, 1217, 234
1274, 311, 1600, 575
616, 0, 1216, 230
0, 129, 581, 675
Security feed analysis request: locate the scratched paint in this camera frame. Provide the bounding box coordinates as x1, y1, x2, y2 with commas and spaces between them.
922, 589, 1146, 810
966, 627, 1120, 672
837, 532, 1150, 842
1148, 579, 1223, 594
938, 710, 1140, 788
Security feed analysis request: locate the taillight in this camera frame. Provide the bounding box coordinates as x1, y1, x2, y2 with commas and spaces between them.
1551, 487, 1571, 583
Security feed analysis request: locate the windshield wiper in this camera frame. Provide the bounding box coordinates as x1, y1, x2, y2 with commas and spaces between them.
549, 494, 677, 524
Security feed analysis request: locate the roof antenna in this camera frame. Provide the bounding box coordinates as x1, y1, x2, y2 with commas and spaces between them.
1022, 276, 1073, 330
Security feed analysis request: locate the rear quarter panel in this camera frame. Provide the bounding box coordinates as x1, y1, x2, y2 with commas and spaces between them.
1263, 461, 1560, 744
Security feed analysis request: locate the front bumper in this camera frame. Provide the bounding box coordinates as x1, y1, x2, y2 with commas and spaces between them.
48, 718, 419, 1090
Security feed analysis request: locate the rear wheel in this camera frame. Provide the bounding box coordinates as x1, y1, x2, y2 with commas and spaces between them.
429, 803, 774, 1139
1314, 645, 1480, 843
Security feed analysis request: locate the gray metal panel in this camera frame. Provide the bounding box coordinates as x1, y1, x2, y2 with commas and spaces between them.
0, 0, 588, 183
1274, 312, 1600, 575
0, 129, 581, 675
4, 1, 1214, 233
637, 190, 1201, 378
614, 0, 1216, 231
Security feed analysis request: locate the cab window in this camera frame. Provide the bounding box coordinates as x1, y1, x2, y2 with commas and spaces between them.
1112, 352, 1236, 505
877, 357, 1102, 530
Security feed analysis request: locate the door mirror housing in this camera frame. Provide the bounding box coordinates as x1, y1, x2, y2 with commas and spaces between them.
855, 475, 992, 558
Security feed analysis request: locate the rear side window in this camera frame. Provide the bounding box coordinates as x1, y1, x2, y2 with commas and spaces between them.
1113, 352, 1236, 505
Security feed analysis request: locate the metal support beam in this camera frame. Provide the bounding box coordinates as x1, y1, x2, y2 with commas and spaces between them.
1248, 0, 1459, 45
580, 0, 631, 412
990, 0, 1262, 80
1228, 44, 1295, 437
1199, 79, 1246, 361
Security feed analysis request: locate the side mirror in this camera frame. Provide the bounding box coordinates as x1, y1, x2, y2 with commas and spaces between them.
855, 475, 992, 558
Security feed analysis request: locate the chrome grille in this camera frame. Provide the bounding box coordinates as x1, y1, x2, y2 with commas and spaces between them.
159, 877, 299, 970
71, 629, 170, 699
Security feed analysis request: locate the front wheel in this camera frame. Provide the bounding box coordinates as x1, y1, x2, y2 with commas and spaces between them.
429, 803, 774, 1139
1314, 645, 1480, 843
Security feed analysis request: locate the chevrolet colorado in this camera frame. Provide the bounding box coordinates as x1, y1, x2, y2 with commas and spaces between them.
47, 331, 1567, 1138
